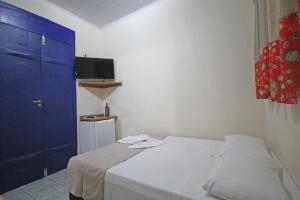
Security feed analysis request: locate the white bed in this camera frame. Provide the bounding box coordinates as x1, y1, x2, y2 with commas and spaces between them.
105, 136, 223, 200
104, 136, 300, 200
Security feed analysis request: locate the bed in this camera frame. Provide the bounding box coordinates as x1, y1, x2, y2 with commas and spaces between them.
69, 136, 300, 200
104, 136, 221, 200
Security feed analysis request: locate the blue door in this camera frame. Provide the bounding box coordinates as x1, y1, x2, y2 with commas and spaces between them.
0, 23, 44, 193
0, 1, 76, 193
41, 37, 77, 174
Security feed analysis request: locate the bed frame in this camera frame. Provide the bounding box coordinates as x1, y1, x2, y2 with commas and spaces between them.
69, 193, 83, 200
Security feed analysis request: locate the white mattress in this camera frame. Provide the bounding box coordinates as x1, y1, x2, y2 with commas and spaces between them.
104, 136, 224, 200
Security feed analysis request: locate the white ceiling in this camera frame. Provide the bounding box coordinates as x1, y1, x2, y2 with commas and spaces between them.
48, 0, 158, 27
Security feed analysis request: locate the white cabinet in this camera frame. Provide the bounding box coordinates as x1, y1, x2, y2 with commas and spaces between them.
79, 119, 116, 154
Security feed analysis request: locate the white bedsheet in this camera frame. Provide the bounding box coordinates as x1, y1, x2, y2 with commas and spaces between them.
104, 136, 224, 200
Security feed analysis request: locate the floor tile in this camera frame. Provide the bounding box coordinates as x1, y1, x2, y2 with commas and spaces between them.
38, 187, 69, 200
20, 178, 63, 199
46, 169, 69, 188
2, 170, 69, 200
3, 188, 33, 200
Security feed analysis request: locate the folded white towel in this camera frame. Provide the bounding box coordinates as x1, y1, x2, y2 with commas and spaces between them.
118, 134, 150, 145
128, 138, 165, 149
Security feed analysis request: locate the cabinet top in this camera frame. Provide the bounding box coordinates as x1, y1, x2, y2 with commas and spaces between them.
80, 114, 117, 122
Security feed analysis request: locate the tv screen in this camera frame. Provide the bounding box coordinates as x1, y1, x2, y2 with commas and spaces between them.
76, 57, 114, 79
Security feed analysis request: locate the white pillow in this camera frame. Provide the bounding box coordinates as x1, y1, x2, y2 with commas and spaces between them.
203, 135, 290, 200
223, 134, 270, 158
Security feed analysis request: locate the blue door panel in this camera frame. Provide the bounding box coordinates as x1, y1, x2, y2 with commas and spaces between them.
46, 143, 76, 175
0, 23, 43, 161
0, 105, 15, 161
0, 23, 40, 60
42, 37, 76, 174
41, 38, 77, 174
0, 162, 18, 194
42, 37, 76, 147
42, 38, 73, 67
14, 57, 43, 157
0, 54, 16, 160
42, 64, 75, 147
0, 56, 15, 101
0, 152, 44, 194
0, 1, 76, 193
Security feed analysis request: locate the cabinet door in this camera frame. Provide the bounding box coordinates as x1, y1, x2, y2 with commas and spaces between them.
41, 37, 77, 174
95, 119, 116, 148
0, 23, 44, 193
79, 122, 96, 154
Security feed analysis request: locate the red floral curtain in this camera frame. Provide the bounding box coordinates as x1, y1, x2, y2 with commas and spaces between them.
255, 2, 300, 104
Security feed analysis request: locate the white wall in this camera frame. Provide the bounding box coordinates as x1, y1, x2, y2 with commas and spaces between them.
264, 103, 300, 187
97, 0, 265, 139
2, 0, 105, 119
2, 0, 265, 139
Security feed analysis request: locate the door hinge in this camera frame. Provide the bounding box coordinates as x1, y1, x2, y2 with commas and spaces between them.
43, 168, 48, 177
41, 35, 46, 45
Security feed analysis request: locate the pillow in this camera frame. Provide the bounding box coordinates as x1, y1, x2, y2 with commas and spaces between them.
223, 134, 270, 158
203, 135, 290, 200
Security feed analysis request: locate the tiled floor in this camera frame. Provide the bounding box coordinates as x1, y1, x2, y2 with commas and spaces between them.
2, 169, 69, 200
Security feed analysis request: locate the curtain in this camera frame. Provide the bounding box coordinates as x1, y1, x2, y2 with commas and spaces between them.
254, 0, 300, 104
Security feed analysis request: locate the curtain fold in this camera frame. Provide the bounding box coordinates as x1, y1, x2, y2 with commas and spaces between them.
255, 0, 300, 104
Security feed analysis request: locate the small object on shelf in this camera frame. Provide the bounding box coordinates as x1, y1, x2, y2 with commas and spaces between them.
105, 103, 110, 117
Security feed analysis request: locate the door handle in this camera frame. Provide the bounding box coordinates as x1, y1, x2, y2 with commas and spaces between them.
32, 100, 42, 108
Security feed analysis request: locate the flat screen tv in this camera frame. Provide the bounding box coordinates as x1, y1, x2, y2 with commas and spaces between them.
76, 57, 114, 79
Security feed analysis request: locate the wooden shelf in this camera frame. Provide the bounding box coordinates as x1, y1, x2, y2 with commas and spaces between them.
80, 114, 117, 122
79, 81, 122, 88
